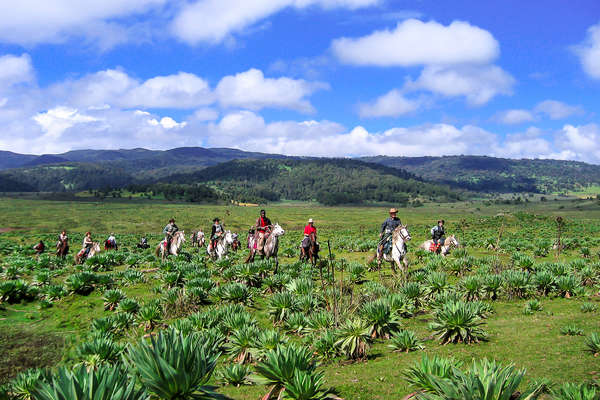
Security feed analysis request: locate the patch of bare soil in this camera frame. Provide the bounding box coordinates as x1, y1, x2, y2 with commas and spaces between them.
0, 327, 65, 383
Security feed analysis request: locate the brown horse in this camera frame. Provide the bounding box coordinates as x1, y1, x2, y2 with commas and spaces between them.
56, 239, 69, 258
300, 232, 319, 265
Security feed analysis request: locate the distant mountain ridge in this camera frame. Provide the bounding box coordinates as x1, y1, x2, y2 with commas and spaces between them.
1, 147, 600, 196
0, 147, 288, 171
361, 155, 600, 194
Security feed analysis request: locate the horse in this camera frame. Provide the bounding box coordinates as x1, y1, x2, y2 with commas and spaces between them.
104, 239, 118, 251
56, 240, 69, 258
419, 234, 459, 256
207, 230, 234, 260
191, 230, 205, 248
375, 225, 411, 274
74, 242, 101, 264
231, 233, 240, 252
246, 224, 285, 271
155, 231, 186, 261
300, 232, 319, 266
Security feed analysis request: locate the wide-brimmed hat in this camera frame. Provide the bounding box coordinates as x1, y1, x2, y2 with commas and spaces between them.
308, 218, 314, 223
389, 208, 398, 213
213, 217, 220, 222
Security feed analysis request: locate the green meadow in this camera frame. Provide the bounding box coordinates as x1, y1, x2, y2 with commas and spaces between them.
1, 196, 600, 399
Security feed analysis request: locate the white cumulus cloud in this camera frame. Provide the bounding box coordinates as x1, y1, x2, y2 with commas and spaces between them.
171, 0, 379, 45
216, 68, 328, 112
148, 116, 187, 129
332, 19, 499, 67
406, 65, 514, 106
0, 0, 165, 48
33, 106, 98, 140
0, 54, 34, 88
494, 109, 536, 125
534, 100, 584, 120
357, 89, 422, 118
573, 22, 600, 79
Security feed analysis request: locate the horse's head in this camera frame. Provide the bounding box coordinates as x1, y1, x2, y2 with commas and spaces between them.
398, 225, 411, 241
224, 230, 234, 244
449, 235, 459, 247
92, 242, 101, 252
271, 223, 285, 237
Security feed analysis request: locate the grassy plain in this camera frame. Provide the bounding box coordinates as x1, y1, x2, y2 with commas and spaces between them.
1, 197, 600, 399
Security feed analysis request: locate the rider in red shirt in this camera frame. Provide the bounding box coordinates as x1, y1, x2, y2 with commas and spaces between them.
304, 218, 317, 237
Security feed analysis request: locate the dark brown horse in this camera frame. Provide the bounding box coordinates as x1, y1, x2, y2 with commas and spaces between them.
56, 239, 69, 258
300, 232, 319, 266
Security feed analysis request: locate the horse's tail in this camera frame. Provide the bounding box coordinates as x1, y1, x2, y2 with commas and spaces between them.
155, 244, 161, 258
367, 252, 377, 265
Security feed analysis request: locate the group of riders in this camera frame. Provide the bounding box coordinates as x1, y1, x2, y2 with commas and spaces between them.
35, 207, 449, 262
377, 207, 446, 260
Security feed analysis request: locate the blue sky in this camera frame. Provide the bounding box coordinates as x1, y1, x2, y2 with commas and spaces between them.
0, 0, 599, 162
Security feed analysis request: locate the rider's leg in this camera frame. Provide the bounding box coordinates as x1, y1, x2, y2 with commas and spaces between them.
257, 232, 265, 255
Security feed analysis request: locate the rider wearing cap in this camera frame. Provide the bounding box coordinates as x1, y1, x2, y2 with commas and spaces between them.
163, 218, 179, 255
301, 218, 317, 249
431, 220, 446, 253
210, 217, 224, 251
378, 208, 402, 259
255, 209, 272, 255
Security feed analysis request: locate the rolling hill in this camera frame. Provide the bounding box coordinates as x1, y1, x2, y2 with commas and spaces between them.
1, 147, 600, 198
361, 155, 600, 194
161, 158, 461, 205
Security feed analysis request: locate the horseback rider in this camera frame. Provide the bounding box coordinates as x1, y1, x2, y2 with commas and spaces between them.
138, 236, 149, 249
255, 209, 272, 255
301, 218, 317, 249
162, 218, 179, 255
431, 220, 446, 253
33, 240, 45, 255
56, 230, 69, 257
106, 232, 117, 249
57, 230, 68, 248
210, 217, 224, 251
82, 231, 93, 258
378, 208, 402, 260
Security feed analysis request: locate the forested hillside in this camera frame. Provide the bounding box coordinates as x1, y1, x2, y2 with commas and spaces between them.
2, 147, 600, 198
164, 158, 461, 205
362, 155, 600, 193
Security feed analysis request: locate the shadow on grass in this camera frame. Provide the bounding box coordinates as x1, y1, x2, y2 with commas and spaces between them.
0, 325, 65, 384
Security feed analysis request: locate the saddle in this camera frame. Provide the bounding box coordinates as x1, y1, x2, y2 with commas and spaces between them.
429, 243, 441, 252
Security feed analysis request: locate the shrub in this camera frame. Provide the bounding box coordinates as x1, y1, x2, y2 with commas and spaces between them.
388, 330, 424, 353
429, 301, 487, 344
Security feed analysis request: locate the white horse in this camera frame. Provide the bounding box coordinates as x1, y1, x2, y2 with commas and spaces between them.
246, 224, 285, 271
75, 242, 101, 264
191, 230, 205, 247
156, 231, 186, 261
207, 230, 234, 260
376, 225, 411, 274
419, 234, 459, 257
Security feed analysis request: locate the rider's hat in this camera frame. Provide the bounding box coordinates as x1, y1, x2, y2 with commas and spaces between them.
213, 217, 220, 222
438, 219, 445, 224
260, 209, 266, 213
308, 218, 314, 223
389, 208, 398, 214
